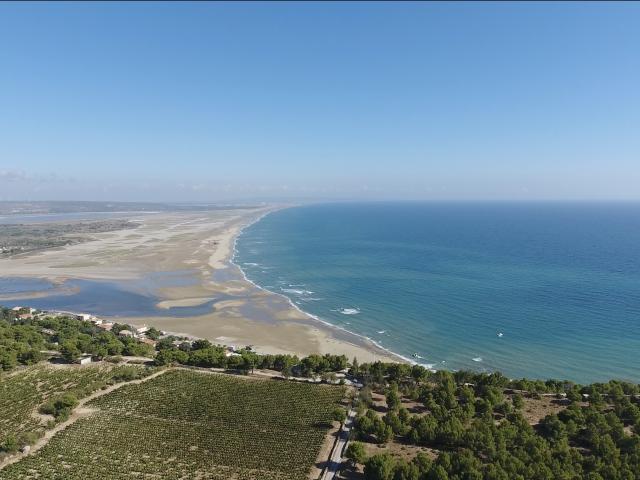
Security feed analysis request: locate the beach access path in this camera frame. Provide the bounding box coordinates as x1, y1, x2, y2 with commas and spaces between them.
320, 408, 356, 480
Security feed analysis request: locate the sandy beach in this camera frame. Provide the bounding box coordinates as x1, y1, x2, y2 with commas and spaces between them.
0, 207, 396, 363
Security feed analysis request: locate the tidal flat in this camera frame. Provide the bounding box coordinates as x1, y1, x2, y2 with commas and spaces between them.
0, 207, 392, 362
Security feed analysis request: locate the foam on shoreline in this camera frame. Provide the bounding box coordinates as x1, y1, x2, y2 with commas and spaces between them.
230, 208, 421, 366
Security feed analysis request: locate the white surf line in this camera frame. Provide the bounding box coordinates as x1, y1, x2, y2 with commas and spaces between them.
229, 206, 419, 366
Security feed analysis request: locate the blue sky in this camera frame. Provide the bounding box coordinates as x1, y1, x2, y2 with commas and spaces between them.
1, 2, 639, 201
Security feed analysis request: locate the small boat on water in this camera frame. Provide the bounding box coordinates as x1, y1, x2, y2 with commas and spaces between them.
497, 332, 504, 337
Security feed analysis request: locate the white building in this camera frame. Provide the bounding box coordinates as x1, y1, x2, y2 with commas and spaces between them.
76, 355, 92, 365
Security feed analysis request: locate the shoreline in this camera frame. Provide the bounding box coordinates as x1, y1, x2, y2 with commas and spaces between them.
0, 207, 399, 364
230, 206, 414, 366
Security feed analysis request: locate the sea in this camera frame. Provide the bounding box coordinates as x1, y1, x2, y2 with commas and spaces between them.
235, 202, 640, 384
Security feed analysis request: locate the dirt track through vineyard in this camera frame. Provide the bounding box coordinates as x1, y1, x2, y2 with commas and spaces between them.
0, 368, 169, 471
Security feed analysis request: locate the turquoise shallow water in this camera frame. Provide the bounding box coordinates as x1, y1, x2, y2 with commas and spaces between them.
235, 203, 640, 383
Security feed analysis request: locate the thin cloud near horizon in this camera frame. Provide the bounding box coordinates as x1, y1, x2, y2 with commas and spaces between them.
1, 3, 639, 202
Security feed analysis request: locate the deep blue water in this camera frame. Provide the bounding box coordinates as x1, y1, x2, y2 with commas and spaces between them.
235, 203, 640, 383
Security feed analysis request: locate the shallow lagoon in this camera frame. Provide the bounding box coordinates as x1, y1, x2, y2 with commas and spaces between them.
0, 277, 57, 295
0, 275, 222, 318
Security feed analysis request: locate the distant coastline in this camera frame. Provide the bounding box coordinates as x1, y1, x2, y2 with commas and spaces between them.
4, 202, 639, 382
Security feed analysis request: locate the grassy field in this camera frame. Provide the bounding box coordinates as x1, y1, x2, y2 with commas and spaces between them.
1, 369, 345, 480
0, 363, 151, 449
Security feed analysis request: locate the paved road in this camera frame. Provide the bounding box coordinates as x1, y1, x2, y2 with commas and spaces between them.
320, 408, 356, 480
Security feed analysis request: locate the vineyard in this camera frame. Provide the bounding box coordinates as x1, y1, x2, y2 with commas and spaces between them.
1, 369, 346, 479
0, 363, 152, 450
